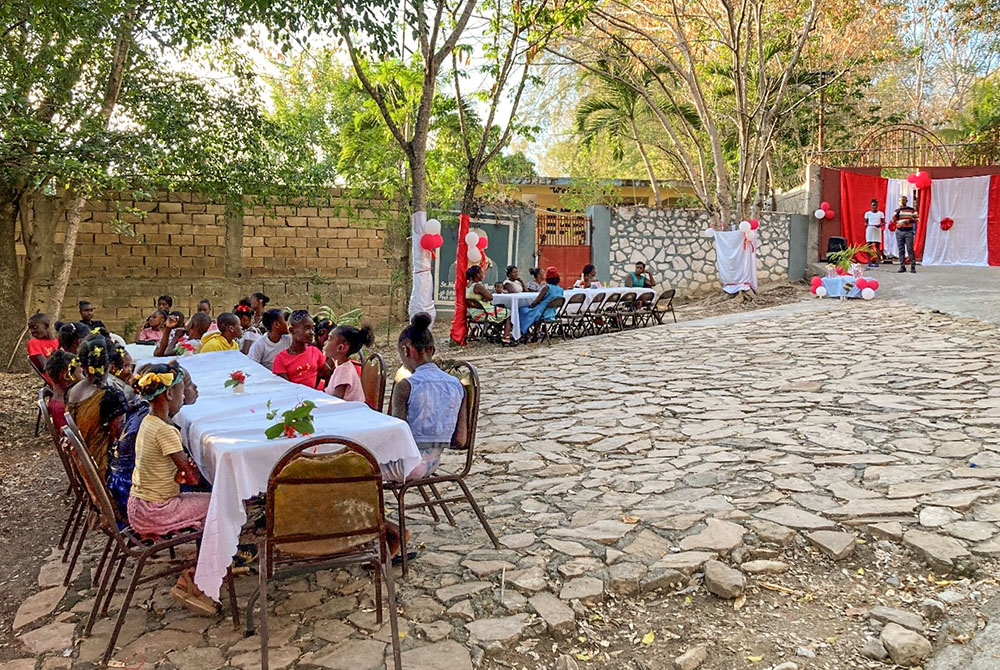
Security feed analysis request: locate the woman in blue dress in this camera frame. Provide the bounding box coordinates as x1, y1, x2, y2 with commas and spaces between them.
518, 266, 564, 338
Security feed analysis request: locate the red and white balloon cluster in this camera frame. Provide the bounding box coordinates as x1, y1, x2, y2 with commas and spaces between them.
738, 219, 760, 232
464, 230, 489, 264
907, 171, 932, 189
419, 219, 444, 257
813, 201, 836, 220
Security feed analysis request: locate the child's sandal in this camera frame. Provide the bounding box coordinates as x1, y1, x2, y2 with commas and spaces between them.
170, 571, 219, 617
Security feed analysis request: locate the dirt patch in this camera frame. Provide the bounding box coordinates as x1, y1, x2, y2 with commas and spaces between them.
673, 282, 809, 323
0, 373, 66, 660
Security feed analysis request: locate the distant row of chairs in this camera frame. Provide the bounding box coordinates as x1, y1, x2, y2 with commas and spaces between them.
37, 358, 495, 670
470, 288, 677, 344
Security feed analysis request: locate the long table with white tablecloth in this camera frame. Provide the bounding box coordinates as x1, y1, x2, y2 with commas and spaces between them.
492, 286, 656, 339
132, 349, 419, 600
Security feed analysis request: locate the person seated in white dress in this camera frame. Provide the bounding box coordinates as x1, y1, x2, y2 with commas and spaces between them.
573, 264, 602, 289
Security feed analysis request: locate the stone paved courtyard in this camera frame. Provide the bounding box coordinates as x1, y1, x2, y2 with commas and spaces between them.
7, 297, 1000, 670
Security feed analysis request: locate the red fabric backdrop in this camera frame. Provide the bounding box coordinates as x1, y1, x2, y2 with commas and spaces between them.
840, 171, 888, 262
914, 184, 932, 261
449, 213, 471, 345
989, 175, 1000, 266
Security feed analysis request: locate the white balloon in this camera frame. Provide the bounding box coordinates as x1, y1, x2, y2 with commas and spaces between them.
738, 220, 751, 232
861, 287, 875, 300
425, 218, 441, 236
815, 286, 828, 298
814, 208, 826, 220
464, 231, 479, 246
701, 228, 716, 238
467, 247, 482, 263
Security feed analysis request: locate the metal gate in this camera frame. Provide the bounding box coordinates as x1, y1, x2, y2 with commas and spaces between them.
536, 212, 591, 288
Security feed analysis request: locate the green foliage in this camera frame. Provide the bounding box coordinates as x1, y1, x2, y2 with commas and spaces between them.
828, 244, 875, 271
314, 306, 364, 327
265, 400, 317, 440
121, 317, 138, 342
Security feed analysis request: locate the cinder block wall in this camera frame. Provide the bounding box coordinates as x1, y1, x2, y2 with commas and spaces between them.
19, 190, 407, 332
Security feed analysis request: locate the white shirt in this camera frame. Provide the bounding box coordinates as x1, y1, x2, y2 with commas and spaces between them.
864, 211, 884, 243
247, 334, 291, 371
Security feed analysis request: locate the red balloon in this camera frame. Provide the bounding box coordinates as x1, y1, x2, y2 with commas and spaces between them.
811, 285, 818, 294
749, 219, 759, 230
476, 235, 488, 250
420, 234, 436, 251
907, 173, 917, 184
836, 266, 848, 276
824, 209, 835, 220
810, 276, 822, 288
856, 278, 869, 290
869, 280, 879, 291
820, 201, 831, 211
917, 172, 932, 189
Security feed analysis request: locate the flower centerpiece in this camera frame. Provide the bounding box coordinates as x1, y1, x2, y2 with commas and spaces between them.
265, 400, 316, 439
176, 338, 196, 356
224, 370, 247, 394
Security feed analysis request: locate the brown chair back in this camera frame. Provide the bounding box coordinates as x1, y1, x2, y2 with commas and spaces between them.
62, 422, 122, 535
266, 437, 385, 566
601, 293, 621, 311
441, 361, 480, 458
39, 387, 58, 442
657, 289, 676, 306
583, 292, 606, 314
634, 292, 654, 309
542, 296, 565, 321
360, 353, 386, 412
563, 292, 586, 314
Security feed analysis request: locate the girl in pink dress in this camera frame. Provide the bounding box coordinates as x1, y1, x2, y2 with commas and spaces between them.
323, 325, 375, 402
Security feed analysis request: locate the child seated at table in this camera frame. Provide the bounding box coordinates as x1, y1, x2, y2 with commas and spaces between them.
391, 312, 468, 482
128, 363, 216, 615
44, 350, 78, 431
323, 324, 374, 402
27, 313, 59, 374
273, 310, 330, 388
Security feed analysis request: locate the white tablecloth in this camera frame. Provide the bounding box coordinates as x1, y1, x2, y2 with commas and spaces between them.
132, 350, 420, 600
492, 287, 656, 339
124, 342, 157, 361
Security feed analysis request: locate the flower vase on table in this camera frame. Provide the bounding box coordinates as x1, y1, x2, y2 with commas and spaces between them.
224, 370, 247, 394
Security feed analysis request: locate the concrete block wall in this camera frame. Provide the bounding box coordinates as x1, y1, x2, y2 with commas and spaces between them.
605, 207, 793, 297
22, 191, 405, 332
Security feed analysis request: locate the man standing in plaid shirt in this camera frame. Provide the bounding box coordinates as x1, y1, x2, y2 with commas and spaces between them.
892, 195, 918, 273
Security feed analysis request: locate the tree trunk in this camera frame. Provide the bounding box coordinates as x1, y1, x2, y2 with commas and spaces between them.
460, 172, 478, 216
0, 188, 27, 370
47, 191, 85, 323
630, 121, 662, 207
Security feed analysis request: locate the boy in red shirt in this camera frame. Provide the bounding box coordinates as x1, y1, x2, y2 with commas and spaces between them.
27, 313, 59, 373
272, 310, 330, 388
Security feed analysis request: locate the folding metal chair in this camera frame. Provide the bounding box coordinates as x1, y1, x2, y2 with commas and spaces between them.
245, 437, 401, 670
651, 289, 677, 324
360, 353, 387, 412
384, 361, 499, 577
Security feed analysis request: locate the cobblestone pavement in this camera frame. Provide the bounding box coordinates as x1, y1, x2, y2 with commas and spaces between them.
9, 298, 1000, 670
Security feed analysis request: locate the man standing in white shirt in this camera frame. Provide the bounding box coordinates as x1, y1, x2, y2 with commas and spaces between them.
864, 199, 885, 268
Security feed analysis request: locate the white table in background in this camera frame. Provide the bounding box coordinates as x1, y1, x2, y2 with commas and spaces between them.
492, 286, 656, 339
132, 350, 420, 600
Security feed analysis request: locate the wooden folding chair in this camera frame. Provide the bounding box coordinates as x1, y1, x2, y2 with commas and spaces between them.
245, 437, 401, 670
384, 361, 500, 577
360, 353, 387, 412
63, 423, 238, 666
651, 289, 678, 324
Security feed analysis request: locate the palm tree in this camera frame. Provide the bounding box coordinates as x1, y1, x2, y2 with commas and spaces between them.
575, 65, 663, 207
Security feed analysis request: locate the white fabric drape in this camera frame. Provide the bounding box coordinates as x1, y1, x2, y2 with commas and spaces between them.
408, 210, 437, 322
714, 230, 758, 293
883, 178, 915, 259
923, 176, 990, 266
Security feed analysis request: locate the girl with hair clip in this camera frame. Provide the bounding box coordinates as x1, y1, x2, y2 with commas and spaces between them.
66, 335, 127, 477
233, 300, 258, 353
45, 350, 79, 431
106, 341, 137, 405
129, 363, 216, 615
323, 324, 375, 401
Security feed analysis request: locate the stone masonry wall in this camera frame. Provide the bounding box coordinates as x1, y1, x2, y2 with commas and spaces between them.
609, 207, 792, 297
17, 191, 405, 332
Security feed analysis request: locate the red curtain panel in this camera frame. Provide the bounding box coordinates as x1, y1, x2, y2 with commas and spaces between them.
839, 170, 888, 262
988, 175, 1000, 266
914, 180, 933, 261
449, 213, 471, 345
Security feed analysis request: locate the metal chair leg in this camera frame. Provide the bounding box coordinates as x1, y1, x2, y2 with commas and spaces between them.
426, 483, 457, 525
373, 559, 383, 624
62, 500, 86, 562
383, 550, 402, 670
415, 486, 441, 522
86, 542, 121, 635
64, 510, 91, 586
456, 478, 501, 548
100, 550, 129, 617
102, 554, 146, 666
58, 494, 82, 551
259, 543, 270, 670
397, 490, 409, 578
226, 568, 240, 627
91, 535, 114, 589
35, 407, 41, 437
